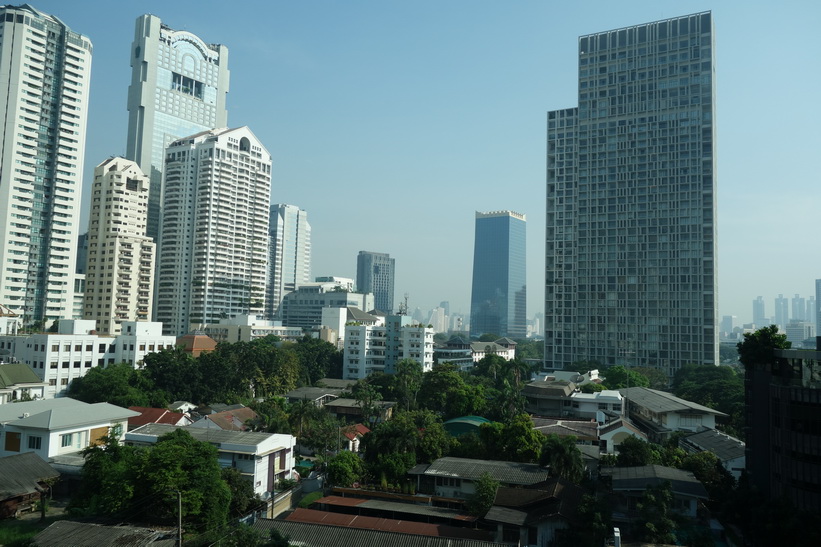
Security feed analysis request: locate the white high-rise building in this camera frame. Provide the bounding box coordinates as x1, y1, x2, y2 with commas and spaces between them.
343, 316, 434, 380
126, 14, 230, 241
267, 204, 311, 319
154, 127, 271, 336
0, 5, 92, 324
83, 158, 155, 334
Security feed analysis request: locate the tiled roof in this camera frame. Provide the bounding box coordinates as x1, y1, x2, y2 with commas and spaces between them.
0, 452, 59, 499
620, 387, 727, 416
127, 407, 187, 428
342, 423, 370, 440
680, 429, 745, 462
199, 407, 258, 431
255, 511, 496, 545
601, 464, 708, 499
423, 457, 549, 486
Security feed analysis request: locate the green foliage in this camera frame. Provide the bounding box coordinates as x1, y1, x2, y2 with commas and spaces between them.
615, 436, 655, 467
737, 324, 790, 369
571, 494, 612, 547
222, 468, 261, 517
681, 450, 735, 501
248, 397, 291, 433
352, 379, 383, 425
513, 338, 544, 361
580, 382, 604, 393
540, 434, 585, 484
478, 414, 543, 463
394, 359, 423, 411
673, 363, 744, 437
632, 366, 670, 390
291, 335, 342, 385
466, 472, 499, 517
637, 481, 677, 544
298, 491, 324, 508
67, 362, 158, 407
478, 333, 499, 342
418, 363, 486, 420
601, 365, 650, 389
328, 451, 365, 487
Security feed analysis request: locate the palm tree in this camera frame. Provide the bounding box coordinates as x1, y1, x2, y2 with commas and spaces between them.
539, 433, 586, 484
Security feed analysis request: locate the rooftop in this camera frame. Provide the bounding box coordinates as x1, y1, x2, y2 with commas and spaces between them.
422, 457, 549, 486
0, 398, 138, 429
126, 423, 283, 449
601, 465, 708, 499
0, 452, 59, 499
620, 387, 727, 416
680, 429, 745, 462
0, 363, 44, 388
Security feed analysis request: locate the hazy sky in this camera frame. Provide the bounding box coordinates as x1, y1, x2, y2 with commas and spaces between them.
35, 0, 821, 326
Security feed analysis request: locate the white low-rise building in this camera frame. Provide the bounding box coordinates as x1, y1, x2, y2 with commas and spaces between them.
0, 398, 138, 460
569, 389, 624, 420
195, 314, 305, 344
125, 423, 296, 499
343, 315, 433, 379
0, 319, 176, 398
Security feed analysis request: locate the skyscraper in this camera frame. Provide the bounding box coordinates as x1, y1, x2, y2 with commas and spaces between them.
545, 12, 717, 377
470, 211, 527, 339
126, 14, 230, 241
816, 280, 821, 335
267, 204, 311, 319
753, 296, 766, 327
0, 5, 92, 324
774, 294, 788, 330
83, 158, 155, 334
154, 127, 271, 336
356, 251, 395, 313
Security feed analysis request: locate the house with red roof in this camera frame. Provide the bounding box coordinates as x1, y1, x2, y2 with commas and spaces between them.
127, 407, 191, 430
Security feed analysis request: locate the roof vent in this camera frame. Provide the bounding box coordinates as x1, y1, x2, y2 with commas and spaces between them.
22, 412, 30, 418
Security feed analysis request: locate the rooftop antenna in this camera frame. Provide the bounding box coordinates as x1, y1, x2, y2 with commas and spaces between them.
398, 293, 409, 316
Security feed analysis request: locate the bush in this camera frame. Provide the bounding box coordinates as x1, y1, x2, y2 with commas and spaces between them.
298, 491, 323, 508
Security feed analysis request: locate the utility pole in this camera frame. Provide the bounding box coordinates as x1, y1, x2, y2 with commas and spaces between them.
177, 490, 182, 546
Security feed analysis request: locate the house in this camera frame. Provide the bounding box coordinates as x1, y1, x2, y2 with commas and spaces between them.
434, 336, 474, 371
0, 452, 59, 518
484, 478, 585, 546
124, 423, 296, 499
0, 398, 138, 460
597, 417, 647, 454
325, 398, 395, 424
523, 380, 576, 416
341, 424, 370, 452
619, 387, 727, 443
189, 406, 258, 431
470, 340, 515, 362
127, 407, 191, 430
284, 386, 343, 407
568, 389, 623, 420
0, 363, 47, 404
601, 465, 708, 519
531, 417, 599, 444
679, 429, 746, 481
413, 457, 551, 499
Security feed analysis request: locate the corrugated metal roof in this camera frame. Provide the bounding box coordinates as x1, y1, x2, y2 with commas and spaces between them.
127, 423, 278, 447
269, 510, 495, 545
620, 387, 727, 416
680, 429, 745, 462
316, 495, 475, 521
31, 521, 176, 546
0, 452, 59, 499
601, 464, 709, 499
423, 457, 549, 486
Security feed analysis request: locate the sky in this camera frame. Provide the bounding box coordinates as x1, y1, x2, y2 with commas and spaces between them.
32, 0, 821, 326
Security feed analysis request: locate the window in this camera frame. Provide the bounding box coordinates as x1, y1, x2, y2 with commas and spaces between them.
74, 344, 82, 351
73, 361, 81, 368
50, 362, 57, 369
51, 344, 59, 352
28, 436, 42, 450
61, 433, 73, 447
49, 379, 56, 386
64, 345, 70, 352
61, 378, 68, 385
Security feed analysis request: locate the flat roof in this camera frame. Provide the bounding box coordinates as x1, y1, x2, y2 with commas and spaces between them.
423, 457, 549, 486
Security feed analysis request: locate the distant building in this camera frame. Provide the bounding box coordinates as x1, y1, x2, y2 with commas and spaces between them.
0, 5, 92, 323
470, 211, 527, 340
343, 316, 433, 379
126, 14, 230, 241
774, 294, 788, 330
753, 296, 767, 328
785, 320, 815, 347
0, 320, 176, 398
83, 158, 155, 335
280, 279, 373, 329
196, 314, 304, 344
0, 364, 47, 404
816, 280, 821, 334
154, 127, 271, 336
267, 204, 311, 319
791, 294, 806, 322
619, 387, 726, 444
356, 252, 395, 314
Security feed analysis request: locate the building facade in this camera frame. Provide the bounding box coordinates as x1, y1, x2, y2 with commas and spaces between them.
83, 158, 155, 334
279, 280, 373, 330
125, 14, 230, 241
356, 251, 395, 314
470, 211, 527, 339
545, 13, 717, 377
0, 5, 92, 324
753, 296, 767, 328
343, 316, 433, 380
154, 127, 271, 336
267, 204, 311, 319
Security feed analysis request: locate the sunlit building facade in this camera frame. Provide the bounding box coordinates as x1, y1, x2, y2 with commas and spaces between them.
545, 13, 717, 377
267, 204, 311, 319
356, 251, 395, 314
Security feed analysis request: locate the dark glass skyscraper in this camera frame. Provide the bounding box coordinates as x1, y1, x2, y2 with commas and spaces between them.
470, 211, 527, 339
356, 251, 395, 313
545, 12, 717, 377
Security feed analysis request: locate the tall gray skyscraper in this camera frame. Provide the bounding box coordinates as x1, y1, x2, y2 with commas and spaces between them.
0, 5, 92, 324
774, 294, 788, 330
470, 211, 527, 339
753, 296, 766, 327
126, 14, 230, 241
816, 280, 821, 335
267, 204, 311, 319
545, 13, 717, 377
356, 252, 395, 313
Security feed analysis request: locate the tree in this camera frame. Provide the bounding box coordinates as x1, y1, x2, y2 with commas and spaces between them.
328, 450, 365, 487
580, 383, 604, 393
601, 365, 650, 390
673, 363, 744, 436
292, 335, 342, 386
67, 362, 157, 407
478, 333, 499, 342
616, 436, 655, 467
479, 414, 543, 463
352, 380, 383, 425
466, 472, 499, 517
632, 366, 670, 390
737, 325, 790, 369
637, 481, 677, 544
394, 359, 423, 411
222, 468, 262, 517
418, 364, 486, 419
540, 434, 585, 484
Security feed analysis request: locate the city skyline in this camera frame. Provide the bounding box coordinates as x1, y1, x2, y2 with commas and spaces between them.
25, 0, 821, 327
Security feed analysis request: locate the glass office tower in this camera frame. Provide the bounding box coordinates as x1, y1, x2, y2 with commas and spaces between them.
356, 251, 395, 314
267, 204, 312, 319
545, 12, 717, 377
125, 14, 229, 241
470, 211, 527, 339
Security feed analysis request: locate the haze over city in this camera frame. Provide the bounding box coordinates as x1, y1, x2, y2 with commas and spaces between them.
33, 0, 821, 324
